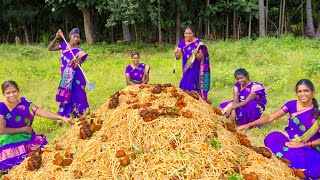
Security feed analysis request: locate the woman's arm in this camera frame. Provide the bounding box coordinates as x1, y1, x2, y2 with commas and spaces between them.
286, 137, 320, 148
230, 92, 257, 110
0, 115, 32, 135
125, 73, 136, 85
225, 90, 240, 118
48, 29, 63, 51
237, 109, 286, 133
35, 108, 73, 125
142, 66, 150, 84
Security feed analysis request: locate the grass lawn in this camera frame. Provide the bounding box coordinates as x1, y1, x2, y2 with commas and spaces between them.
1, 35, 320, 146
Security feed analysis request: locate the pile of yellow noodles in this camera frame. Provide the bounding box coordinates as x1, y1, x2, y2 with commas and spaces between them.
5, 85, 298, 180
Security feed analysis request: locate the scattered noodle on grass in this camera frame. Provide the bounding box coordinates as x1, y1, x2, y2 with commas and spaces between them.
6, 84, 299, 180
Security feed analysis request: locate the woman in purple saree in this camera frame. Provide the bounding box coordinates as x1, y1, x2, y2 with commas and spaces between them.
48, 28, 89, 118
0, 81, 72, 172
238, 79, 320, 179
220, 68, 267, 126
125, 52, 150, 85
174, 25, 210, 100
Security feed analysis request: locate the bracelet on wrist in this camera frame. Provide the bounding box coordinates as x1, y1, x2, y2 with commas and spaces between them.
304, 141, 313, 147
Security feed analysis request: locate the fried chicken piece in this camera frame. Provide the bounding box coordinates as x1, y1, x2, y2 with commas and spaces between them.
182, 110, 193, 118
119, 155, 130, 167
115, 150, 126, 158
291, 168, 306, 179
243, 172, 258, 180
213, 107, 223, 116
252, 147, 272, 158
79, 124, 92, 139
170, 139, 178, 150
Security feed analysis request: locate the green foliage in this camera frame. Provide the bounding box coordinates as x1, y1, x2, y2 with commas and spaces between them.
228, 173, 242, 180
210, 139, 222, 148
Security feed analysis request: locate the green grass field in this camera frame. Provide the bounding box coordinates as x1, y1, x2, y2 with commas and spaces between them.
1, 35, 320, 146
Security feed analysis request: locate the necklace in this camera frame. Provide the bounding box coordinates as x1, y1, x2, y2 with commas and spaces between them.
297, 101, 313, 111
3, 99, 20, 111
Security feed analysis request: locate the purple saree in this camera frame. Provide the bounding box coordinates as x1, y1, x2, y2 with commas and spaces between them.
220, 82, 267, 126
125, 63, 150, 84
264, 100, 320, 179
56, 42, 89, 118
177, 39, 210, 100
0, 97, 47, 171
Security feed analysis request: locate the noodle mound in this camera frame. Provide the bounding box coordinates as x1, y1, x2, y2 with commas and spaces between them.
5, 84, 299, 180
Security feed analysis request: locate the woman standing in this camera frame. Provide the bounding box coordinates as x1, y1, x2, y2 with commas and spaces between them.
238, 79, 320, 179
174, 25, 210, 100
125, 52, 150, 85
0, 80, 73, 172
48, 28, 89, 118
220, 68, 267, 126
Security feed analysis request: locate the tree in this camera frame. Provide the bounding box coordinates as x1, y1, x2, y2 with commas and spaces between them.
1, 0, 42, 44
45, 0, 96, 44
258, 0, 266, 36
305, 0, 316, 38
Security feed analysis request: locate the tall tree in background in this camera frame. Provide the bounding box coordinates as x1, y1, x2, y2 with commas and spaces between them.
102, 0, 143, 41
157, 0, 162, 42
258, 0, 266, 36
1, 0, 41, 44
305, 0, 316, 38
45, 0, 96, 44
1, 0, 320, 43
314, 1, 320, 37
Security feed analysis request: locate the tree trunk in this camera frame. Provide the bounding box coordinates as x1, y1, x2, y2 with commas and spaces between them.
157, 0, 162, 42
316, 8, 320, 37
281, 0, 286, 34
122, 22, 132, 41
265, 0, 268, 34
111, 27, 114, 43
197, 17, 202, 36
206, 0, 210, 36
134, 23, 139, 42
258, 0, 266, 37
65, 12, 68, 38
278, 0, 283, 36
31, 25, 34, 43
169, 26, 172, 44
237, 17, 241, 39
301, 0, 304, 35
81, 8, 95, 44
248, 14, 252, 38
6, 32, 10, 43
233, 10, 237, 40
305, 0, 316, 39
23, 26, 30, 44
226, 0, 229, 39
175, 6, 181, 44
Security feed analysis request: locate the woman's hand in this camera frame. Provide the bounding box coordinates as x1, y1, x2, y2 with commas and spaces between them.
194, 49, 204, 60
230, 110, 237, 122
23, 126, 33, 134
55, 29, 64, 39
237, 124, 250, 134
174, 47, 182, 59
62, 117, 74, 125
225, 107, 233, 118
74, 58, 82, 69
285, 141, 305, 148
